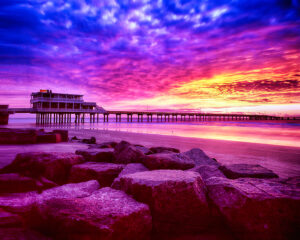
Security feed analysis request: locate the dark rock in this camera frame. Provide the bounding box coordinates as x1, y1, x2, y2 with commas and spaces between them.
82, 136, 96, 144
0, 208, 22, 227
36, 132, 61, 143
206, 177, 300, 239
52, 130, 68, 142
0, 173, 38, 193
219, 164, 279, 179
114, 141, 145, 164
112, 163, 149, 188
181, 148, 218, 166
114, 170, 210, 233
33, 187, 152, 240
71, 136, 78, 140
0, 228, 51, 240
0, 180, 99, 215
75, 148, 115, 162
69, 162, 124, 186
143, 153, 194, 170
1, 152, 84, 185
135, 145, 153, 155
188, 165, 226, 184
149, 146, 180, 154
0, 128, 37, 144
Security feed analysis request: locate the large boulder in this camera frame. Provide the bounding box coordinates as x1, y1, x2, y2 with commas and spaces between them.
219, 164, 279, 179
114, 141, 145, 164
114, 170, 211, 233
0, 180, 99, 215
0, 208, 22, 227
36, 132, 61, 143
206, 177, 300, 239
69, 162, 124, 186
76, 148, 115, 162
181, 148, 218, 166
134, 145, 153, 155
0, 128, 37, 144
149, 146, 180, 154
0, 152, 84, 185
143, 153, 194, 170
0, 173, 38, 193
188, 165, 226, 184
33, 187, 152, 240
112, 163, 149, 188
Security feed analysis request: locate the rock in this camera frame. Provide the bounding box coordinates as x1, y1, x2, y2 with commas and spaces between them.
69, 162, 124, 186
134, 145, 153, 155
0, 128, 37, 144
181, 148, 218, 166
71, 136, 79, 140
76, 148, 115, 162
82, 137, 96, 144
1, 152, 84, 185
99, 141, 118, 148
34, 187, 152, 240
219, 164, 279, 179
206, 177, 300, 239
52, 130, 68, 142
0, 191, 38, 214
189, 165, 226, 184
0, 181, 99, 216
114, 141, 145, 164
0, 228, 51, 240
149, 146, 180, 154
112, 163, 149, 188
143, 153, 195, 170
36, 132, 61, 143
0, 173, 38, 193
114, 170, 211, 233
0, 208, 22, 227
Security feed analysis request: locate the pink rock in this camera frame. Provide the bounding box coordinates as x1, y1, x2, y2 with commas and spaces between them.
114, 141, 145, 164
0, 128, 37, 144
0, 173, 38, 193
181, 148, 218, 166
52, 130, 68, 142
219, 164, 279, 179
206, 177, 300, 239
36, 132, 62, 143
188, 165, 225, 184
76, 148, 115, 162
149, 146, 180, 154
0, 208, 22, 227
1, 152, 84, 185
112, 163, 149, 188
134, 145, 153, 155
69, 162, 124, 186
34, 187, 152, 240
114, 170, 211, 233
143, 153, 194, 170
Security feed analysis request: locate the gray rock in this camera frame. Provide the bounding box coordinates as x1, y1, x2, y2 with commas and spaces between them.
114, 141, 145, 164
181, 148, 218, 166
219, 164, 279, 179
69, 162, 125, 186
206, 177, 300, 239
114, 170, 211, 233
149, 146, 180, 154
143, 153, 194, 170
0, 173, 38, 193
33, 187, 152, 240
76, 148, 115, 162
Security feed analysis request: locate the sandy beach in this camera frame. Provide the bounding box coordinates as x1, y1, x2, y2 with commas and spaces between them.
1, 128, 299, 178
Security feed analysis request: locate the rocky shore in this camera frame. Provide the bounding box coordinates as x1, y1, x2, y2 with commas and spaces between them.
0, 129, 299, 239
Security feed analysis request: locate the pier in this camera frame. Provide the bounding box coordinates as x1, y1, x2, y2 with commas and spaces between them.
1, 90, 299, 125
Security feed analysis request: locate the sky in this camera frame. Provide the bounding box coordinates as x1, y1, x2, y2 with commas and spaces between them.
0, 0, 300, 115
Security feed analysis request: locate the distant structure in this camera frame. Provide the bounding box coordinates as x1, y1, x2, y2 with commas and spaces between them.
31, 90, 99, 111
2, 89, 299, 125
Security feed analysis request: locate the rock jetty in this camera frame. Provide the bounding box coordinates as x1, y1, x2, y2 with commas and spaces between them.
0, 136, 299, 239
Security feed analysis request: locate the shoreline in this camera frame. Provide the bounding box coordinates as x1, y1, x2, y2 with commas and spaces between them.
68, 128, 300, 178
0, 127, 299, 178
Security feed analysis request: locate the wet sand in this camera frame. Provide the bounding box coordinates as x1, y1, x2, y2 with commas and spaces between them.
0, 128, 299, 178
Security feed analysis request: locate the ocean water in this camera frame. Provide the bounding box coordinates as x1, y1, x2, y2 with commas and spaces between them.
6, 115, 300, 148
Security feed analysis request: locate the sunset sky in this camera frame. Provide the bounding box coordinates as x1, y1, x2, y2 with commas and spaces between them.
0, 0, 299, 115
